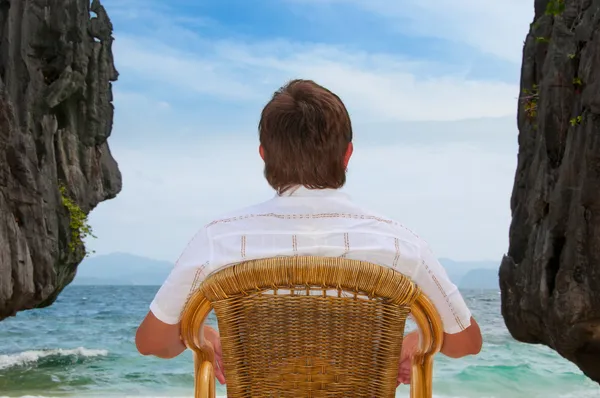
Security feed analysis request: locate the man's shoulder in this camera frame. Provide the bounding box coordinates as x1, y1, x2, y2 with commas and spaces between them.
203, 200, 275, 229
176, 202, 271, 260
347, 202, 428, 248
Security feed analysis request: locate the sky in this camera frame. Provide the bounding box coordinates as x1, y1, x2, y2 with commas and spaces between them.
88, 0, 534, 263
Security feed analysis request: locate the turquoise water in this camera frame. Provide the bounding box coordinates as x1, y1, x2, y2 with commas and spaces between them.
0, 286, 597, 397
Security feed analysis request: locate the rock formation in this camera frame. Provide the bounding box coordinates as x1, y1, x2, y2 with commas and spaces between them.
0, 0, 121, 320
500, 0, 600, 383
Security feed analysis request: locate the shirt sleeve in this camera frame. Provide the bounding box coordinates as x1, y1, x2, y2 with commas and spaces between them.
149, 227, 211, 324
411, 242, 472, 334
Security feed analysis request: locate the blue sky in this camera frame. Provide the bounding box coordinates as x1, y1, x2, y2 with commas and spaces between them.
88, 0, 534, 262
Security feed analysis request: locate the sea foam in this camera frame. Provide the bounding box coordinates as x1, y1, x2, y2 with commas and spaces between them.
0, 347, 108, 370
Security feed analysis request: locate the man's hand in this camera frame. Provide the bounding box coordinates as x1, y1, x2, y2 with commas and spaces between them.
203, 326, 226, 385
397, 331, 419, 386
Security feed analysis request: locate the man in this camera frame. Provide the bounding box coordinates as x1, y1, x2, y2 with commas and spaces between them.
136, 79, 482, 386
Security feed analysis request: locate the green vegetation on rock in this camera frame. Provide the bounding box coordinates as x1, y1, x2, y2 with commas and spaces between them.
522, 84, 539, 119
570, 115, 583, 126
59, 184, 95, 254
545, 0, 565, 16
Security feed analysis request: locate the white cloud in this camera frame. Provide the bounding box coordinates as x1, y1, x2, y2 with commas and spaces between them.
113, 35, 519, 122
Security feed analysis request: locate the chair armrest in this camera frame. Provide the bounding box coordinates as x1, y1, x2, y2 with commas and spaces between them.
181, 293, 216, 398
409, 295, 444, 398
195, 349, 216, 398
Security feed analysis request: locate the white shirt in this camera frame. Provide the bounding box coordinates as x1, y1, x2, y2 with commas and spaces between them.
150, 186, 472, 334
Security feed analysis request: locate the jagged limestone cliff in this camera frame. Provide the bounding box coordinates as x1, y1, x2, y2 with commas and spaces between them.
500, 0, 600, 383
0, 0, 121, 319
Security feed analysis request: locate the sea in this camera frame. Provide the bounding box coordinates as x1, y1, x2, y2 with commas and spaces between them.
0, 286, 598, 398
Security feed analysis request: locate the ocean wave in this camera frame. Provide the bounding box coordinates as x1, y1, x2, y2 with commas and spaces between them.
0, 347, 108, 370
0, 396, 50, 398
0, 396, 51, 398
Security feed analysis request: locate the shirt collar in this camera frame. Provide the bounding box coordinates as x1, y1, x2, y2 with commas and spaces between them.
274, 185, 351, 200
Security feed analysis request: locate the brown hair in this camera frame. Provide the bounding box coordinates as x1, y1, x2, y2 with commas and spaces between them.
259, 79, 353, 194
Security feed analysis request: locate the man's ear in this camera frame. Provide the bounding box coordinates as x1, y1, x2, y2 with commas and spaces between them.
259, 145, 265, 160
343, 142, 353, 167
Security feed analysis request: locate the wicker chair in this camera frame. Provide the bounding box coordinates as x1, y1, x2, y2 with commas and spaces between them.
180, 256, 443, 398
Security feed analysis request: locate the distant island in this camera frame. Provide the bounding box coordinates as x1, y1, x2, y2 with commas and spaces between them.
73, 253, 499, 290
441, 258, 499, 290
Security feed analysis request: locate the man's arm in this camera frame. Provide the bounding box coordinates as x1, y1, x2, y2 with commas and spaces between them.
136, 312, 186, 358
135, 314, 227, 384
440, 316, 482, 358
135, 227, 211, 358
397, 320, 482, 385
412, 242, 483, 358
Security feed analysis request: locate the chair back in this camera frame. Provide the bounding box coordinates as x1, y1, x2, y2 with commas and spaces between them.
181, 256, 443, 398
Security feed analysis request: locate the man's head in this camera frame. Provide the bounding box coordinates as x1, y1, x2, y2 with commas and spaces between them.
258, 79, 353, 194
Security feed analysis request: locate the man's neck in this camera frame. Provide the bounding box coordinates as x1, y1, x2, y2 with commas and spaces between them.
275, 185, 349, 199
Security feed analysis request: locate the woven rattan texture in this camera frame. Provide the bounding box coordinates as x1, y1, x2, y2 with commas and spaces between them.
198, 257, 422, 398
